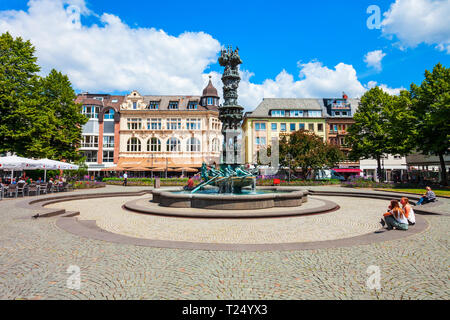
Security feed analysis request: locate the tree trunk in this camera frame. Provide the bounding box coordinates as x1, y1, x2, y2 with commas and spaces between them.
438, 152, 448, 186
376, 155, 383, 182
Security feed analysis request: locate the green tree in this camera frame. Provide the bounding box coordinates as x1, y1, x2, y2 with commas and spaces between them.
347, 86, 397, 182
410, 63, 450, 185
0, 32, 40, 154
36, 69, 87, 161
0, 32, 87, 161
276, 130, 344, 179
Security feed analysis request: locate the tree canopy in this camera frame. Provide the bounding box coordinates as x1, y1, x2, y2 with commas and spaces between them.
0, 32, 87, 161
410, 63, 450, 185
275, 130, 344, 179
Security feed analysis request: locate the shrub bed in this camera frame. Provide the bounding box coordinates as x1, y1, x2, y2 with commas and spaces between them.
103, 177, 199, 187
257, 179, 341, 186
72, 181, 106, 189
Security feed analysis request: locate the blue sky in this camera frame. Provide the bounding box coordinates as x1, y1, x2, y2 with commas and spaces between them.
0, 0, 449, 108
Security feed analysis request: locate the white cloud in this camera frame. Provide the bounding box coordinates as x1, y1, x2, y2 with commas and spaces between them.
366, 81, 405, 96
381, 0, 450, 53
0, 0, 403, 110
364, 50, 386, 71
0, 0, 221, 95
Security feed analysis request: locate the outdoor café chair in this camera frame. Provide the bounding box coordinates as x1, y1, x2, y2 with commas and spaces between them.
17, 182, 26, 197
6, 184, 18, 198
28, 184, 40, 196
39, 183, 47, 194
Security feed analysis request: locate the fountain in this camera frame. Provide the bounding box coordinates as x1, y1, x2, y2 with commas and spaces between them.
150, 46, 310, 211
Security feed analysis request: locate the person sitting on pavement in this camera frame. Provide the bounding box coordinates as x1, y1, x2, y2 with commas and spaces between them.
401, 197, 416, 226
183, 177, 195, 191
380, 200, 408, 231
415, 186, 436, 205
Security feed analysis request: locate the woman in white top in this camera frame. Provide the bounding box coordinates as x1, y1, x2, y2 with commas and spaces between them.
383, 200, 408, 231
401, 197, 416, 226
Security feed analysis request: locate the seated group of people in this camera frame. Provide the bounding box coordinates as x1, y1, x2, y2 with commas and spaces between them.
380, 198, 415, 231
1, 176, 65, 187
380, 186, 437, 231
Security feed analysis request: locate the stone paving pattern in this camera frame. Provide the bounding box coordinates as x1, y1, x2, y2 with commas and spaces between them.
47, 196, 385, 244
0, 186, 448, 299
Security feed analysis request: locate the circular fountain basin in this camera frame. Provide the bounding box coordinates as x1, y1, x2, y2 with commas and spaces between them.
151, 187, 308, 210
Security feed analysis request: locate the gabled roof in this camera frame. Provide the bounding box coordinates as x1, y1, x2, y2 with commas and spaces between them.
247, 98, 323, 117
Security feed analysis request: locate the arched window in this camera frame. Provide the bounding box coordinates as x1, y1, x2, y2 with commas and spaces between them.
104, 109, 115, 120
186, 137, 201, 152
147, 138, 161, 152
212, 138, 220, 152
127, 137, 141, 152
167, 137, 180, 152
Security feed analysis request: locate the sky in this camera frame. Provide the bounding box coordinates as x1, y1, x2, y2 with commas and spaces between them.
0, 0, 449, 110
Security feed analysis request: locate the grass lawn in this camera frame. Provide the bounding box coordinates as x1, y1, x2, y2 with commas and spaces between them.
376, 188, 450, 197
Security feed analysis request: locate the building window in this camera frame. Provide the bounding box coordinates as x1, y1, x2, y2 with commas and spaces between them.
308, 110, 322, 117
83, 150, 97, 163
280, 123, 286, 132
334, 124, 338, 132
103, 136, 114, 149
255, 123, 266, 131
168, 101, 179, 110
340, 137, 345, 145
334, 111, 340, 116
255, 137, 266, 146
104, 109, 115, 120
103, 151, 114, 163
127, 118, 142, 130
132, 102, 137, 109
149, 101, 159, 110
111, 99, 118, 103
167, 137, 180, 152
342, 111, 348, 116
212, 138, 220, 152
127, 137, 141, 152
290, 123, 296, 131
318, 123, 323, 132
147, 118, 162, 130
290, 110, 303, 117
81, 135, 98, 148
299, 123, 305, 130
207, 98, 213, 105
271, 123, 277, 131
271, 110, 285, 117
188, 101, 198, 110
147, 138, 161, 152
308, 123, 314, 131
187, 118, 201, 130
167, 118, 182, 130
187, 137, 201, 152
82, 106, 99, 119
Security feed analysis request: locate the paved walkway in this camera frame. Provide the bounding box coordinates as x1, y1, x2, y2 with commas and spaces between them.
0, 185, 448, 299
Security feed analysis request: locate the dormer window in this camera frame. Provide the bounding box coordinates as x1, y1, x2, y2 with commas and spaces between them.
111, 99, 118, 103
207, 98, 213, 106
270, 110, 285, 117
132, 102, 137, 109
168, 101, 179, 110
149, 101, 159, 110
188, 102, 198, 110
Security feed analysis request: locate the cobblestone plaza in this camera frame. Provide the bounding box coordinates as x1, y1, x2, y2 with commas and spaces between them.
0, 186, 448, 300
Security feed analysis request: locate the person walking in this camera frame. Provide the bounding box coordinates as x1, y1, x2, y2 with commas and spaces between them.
123, 172, 128, 187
